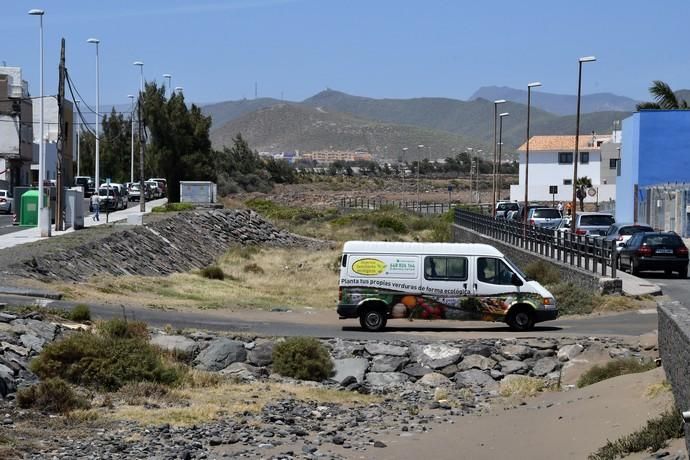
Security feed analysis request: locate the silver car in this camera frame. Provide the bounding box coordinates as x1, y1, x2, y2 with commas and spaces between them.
573, 212, 615, 237
0, 190, 12, 214
527, 207, 563, 229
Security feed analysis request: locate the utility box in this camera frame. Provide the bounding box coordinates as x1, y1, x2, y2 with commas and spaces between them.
65, 188, 84, 230
180, 181, 217, 204
20, 190, 40, 227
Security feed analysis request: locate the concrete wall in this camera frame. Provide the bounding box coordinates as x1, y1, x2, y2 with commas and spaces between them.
452, 224, 601, 292
658, 300, 690, 453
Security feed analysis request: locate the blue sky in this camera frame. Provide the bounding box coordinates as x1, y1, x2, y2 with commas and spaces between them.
3, 0, 689, 107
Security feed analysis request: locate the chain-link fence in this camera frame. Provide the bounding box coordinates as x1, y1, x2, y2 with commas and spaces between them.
638, 183, 690, 237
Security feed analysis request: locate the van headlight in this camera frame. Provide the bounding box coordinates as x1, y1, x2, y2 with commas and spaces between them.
543, 297, 557, 309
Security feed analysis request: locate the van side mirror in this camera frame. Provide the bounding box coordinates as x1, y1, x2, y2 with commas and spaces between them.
511, 273, 523, 287
619, 242, 626, 248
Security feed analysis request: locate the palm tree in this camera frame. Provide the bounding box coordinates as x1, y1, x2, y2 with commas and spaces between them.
575, 176, 592, 211
637, 80, 689, 110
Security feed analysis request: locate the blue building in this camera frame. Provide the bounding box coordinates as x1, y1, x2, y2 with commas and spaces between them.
617, 111, 690, 234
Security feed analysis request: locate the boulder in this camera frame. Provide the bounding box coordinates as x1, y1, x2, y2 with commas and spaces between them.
419, 344, 462, 369
458, 354, 496, 371
0, 313, 17, 323
417, 372, 451, 388
402, 364, 433, 378
1, 341, 29, 357
0, 363, 15, 397
557, 344, 584, 362
454, 369, 498, 391
500, 344, 533, 360
462, 343, 494, 357
500, 360, 528, 375
370, 355, 408, 373
19, 334, 45, 353
522, 339, 557, 350
247, 341, 274, 367
332, 358, 369, 384
365, 372, 409, 387
12, 319, 56, 342
193, 338, 247, 371
220, 362, 262, 381
364, 343, 408, 357
150, 334, 198, 355
532, 357, 560, 377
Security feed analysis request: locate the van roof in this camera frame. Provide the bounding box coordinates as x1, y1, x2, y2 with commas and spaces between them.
342, 241, 503, 257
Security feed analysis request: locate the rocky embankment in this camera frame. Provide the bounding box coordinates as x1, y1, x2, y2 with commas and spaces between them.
8, 209, 327, 282
0, 311, 661, 459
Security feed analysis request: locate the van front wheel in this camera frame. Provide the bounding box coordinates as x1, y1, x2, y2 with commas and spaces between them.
507, 306, 535, 331
359, 308, 387, 332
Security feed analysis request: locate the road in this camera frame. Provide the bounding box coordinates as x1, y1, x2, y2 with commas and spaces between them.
643, 271, 690, 304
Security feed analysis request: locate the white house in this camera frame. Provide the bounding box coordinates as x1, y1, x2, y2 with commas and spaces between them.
509, 134, 619, 205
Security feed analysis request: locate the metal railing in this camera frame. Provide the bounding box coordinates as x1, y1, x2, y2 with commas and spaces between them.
455, 209, 616, 278
339, 197, 455, 215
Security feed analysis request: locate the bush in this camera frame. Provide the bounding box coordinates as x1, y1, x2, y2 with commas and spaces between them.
30, 325, 183, 391
372, 215, 407, 233
200, 265, 225, 280
499, 375, 545, 398
96, 318, 149, 340
243, 263, 264, 274
117, 381, 171, 405
16, 378, 89, 414
524, 260, 560, 286
68, 304, 91, 322
547, 282, 598, 315
152, 203, 195, 213
577, 358, 657, 388
272, 337, 334, 381
589, 406, 683, 460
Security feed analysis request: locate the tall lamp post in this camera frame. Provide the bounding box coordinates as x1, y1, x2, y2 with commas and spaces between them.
416, 144, 424, 206
523, 82, 542, 226
492, 99, 507, 215
133, 61, 145, 212
467, 147, 474, 203
497, 112, 510, 202
401, 147, 408, 204
28, 9, 49, 235
476, 149, 482, 203
163, 74, 172, 97
571, 56, 596, 232
87, 38, 100, 192
128, 94, 135, 183
75, 99, 80, 176
174, 86, 183, 95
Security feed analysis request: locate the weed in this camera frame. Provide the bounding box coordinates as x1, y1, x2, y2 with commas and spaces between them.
96, 318, 149, 340
645, 381, 672, 399
117, 381, 172, 405
272, 337, 334, 381
243, 263, 264, 274
547, 282, 598, 315
525, 260, 561, 285
152, 203, 195, 213
65, 409, 100, 423
200, 265, 225, 280
69, 304, 91, 322
16, 378, 90, 414
499, 375, 545, 398
589, 406, 683, 460
577, 358, 657, 388
433, 387, 449, 402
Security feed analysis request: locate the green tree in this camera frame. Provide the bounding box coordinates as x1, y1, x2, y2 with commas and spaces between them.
637, 81, 689, 110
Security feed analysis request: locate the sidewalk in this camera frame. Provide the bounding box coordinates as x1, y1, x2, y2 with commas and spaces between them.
0, 198, 167, 250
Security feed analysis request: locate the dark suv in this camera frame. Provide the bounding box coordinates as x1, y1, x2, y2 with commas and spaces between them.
618, 232, 688, 278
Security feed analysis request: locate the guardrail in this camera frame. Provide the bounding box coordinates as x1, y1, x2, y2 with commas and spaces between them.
455, 209, 617, 278
339, 197, 456, 215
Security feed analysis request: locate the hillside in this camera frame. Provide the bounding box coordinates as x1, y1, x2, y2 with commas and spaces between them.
210, 103, 492, 159
470, 86, 639, 115
201, 97, 284, 128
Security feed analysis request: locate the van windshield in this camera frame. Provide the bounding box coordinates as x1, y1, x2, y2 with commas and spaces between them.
504, 257, 529, 281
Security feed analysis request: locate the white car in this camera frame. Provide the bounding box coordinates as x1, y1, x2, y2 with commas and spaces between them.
0, 189, 13, 214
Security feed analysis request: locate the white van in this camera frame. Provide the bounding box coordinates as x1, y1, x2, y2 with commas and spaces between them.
337, 241, 557, 332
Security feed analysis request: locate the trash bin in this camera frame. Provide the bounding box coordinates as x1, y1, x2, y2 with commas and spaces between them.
20, 190, 40, 227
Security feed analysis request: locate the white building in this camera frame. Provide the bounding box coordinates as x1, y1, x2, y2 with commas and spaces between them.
509, 134, 620, 205
0, 67, 33, 189
31, 96, 75, 185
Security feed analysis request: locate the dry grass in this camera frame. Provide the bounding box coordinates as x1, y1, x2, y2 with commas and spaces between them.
644, 381, 672, 399
58, 247, 341, 311
499, 376, 545, 398
108, 382, 379, 427
594, 294, 655, 313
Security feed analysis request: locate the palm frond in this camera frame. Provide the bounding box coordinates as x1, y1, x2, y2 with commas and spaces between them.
649, 80, 680, 109
636, 102, 661, 110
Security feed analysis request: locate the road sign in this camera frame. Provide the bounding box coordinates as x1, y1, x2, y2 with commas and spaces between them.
587, 187, 597, 197
549, 185, 558, 194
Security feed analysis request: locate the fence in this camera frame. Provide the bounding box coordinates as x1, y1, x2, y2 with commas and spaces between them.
455, 209, 617, 278
339, 197, 457, 215
638, 183, 690, 237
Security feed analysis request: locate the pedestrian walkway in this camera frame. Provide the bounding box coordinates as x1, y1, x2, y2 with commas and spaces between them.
0, 198, 167, 250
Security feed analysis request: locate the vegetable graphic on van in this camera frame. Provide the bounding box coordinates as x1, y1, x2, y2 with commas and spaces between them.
337, 241, 558, 332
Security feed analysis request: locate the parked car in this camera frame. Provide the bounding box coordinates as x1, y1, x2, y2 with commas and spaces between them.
99, 184, 128, 210
604, 223, 654, 252
145, 181, 161, 199
495, 201, 519, 219
527, 207, 563, 229
75, 176, 95, 197
618, 232, 688, 278
128, 184, 141, 201
0, 189, 13, 214
148, 177, 167, 198
96, 185, 124, 211
570, 212, 615, 237
508, 204, 544, 222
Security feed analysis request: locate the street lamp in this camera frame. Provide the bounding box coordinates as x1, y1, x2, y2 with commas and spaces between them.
401, 147, 408, 205
467, 147, 474, 203
571, 56, 596, 232
497, 113, 510, 202
416, 144, 424, 206
524, 82, 542, 226
174, 86, 183, 94
28, 9, 49, 235
133, 61, 145, 212
476, 149, 483, 203
75, 99, 80, 176
128, 94, 135, 183
492, 99, 507, 215
163, 73, 172, 97
87, 38, 100, 193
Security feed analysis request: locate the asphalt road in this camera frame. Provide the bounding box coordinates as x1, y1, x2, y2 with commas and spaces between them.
643, 271, 690, 304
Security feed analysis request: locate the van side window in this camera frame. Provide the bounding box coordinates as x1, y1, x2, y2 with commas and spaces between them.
424, 257, 467, 281
477, 257, 515, 285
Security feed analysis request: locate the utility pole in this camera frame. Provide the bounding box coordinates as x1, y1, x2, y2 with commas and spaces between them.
55, 38, 66, 231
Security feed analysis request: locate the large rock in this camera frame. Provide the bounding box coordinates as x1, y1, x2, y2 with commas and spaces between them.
247, 341, 274, 367
500, 360, 528, 375
20, 334, 45, 353
220, 362, 262, 381
365, 372, 409, 387
532, 357, 559, 377
419, 344, 462, 369
0, 363, 15, 397
364, 343, 408, 357
194, 338, 247, 371
402, 364, 433, 378
454, 369, 498, 391
12, 319, 56, 342
458, 354, 496, 371
1, 341, 29, 357
370, 355, 408, 373
500, 344, 534, 360
462, 343, 494, 357
557, 344, 584, 362
150, 334, 198, 355
523, 339, 557, 350
417, 372, 451, 388
332, 358, 369, 384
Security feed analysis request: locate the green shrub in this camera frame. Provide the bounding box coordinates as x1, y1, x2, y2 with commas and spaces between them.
372, 215, 407, 233
16, 378, 89, 414
577, 358, 657, 388
30, 329, 183, 391
589, 406, 683, 460
245, 198, 322, 222
96, 318, 149, 340
69, 304, 91, 322
272, 337, 334, 381
525, 260, 561, 285
152, 203, 195, 213
200, 265, 225, 280
547, 282, 597, 315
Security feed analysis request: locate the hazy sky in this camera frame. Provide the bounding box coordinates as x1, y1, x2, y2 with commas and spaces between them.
3, 0, 689, 107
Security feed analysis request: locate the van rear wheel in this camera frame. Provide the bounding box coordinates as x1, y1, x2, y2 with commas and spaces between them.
359, 308, 387, 332
507, 306, 535, 331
